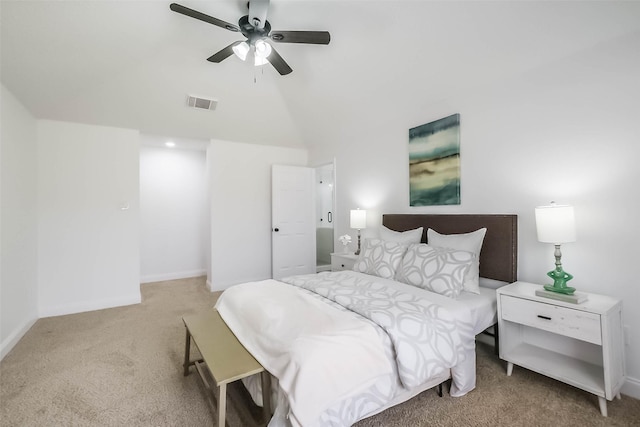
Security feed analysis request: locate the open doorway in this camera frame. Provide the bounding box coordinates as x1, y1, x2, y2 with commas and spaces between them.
139, 134, 209, 283
315, 162, 335, 272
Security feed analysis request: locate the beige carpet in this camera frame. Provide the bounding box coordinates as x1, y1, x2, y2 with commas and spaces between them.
1, 277, 638, 426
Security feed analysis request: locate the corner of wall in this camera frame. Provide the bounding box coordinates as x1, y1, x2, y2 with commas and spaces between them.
0, 316, 38, 361
622, 376, 640, 399
1, 83, 39, 362
141, 270, 206, 284
38, 293, 141, 318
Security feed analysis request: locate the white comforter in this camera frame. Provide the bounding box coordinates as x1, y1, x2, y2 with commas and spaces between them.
215, 271, 476, 427
216, 279, 393, 426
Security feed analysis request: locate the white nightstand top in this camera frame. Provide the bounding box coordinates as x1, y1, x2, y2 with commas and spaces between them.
330, 252, 358, 260
498, 281, 621, 315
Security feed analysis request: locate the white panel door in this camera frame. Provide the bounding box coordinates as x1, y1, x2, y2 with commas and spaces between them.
272, 165, 316, 280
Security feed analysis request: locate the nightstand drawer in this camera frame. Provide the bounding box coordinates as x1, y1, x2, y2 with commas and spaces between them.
500, 295, 602, 345
330, 253, 357, 271
331, 258, 352, 271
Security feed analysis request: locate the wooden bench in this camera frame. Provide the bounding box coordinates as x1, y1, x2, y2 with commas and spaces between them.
183, 309, 272, 426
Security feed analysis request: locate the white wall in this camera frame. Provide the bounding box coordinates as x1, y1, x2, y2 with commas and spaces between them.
309, 34, 640, 397
207, 139, 308, 290
0, 84, 39, 359
37, 120, 141, 317
139, 139, 207, 282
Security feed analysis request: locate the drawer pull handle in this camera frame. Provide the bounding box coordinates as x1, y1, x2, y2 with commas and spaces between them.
537, 315, 552, 320
341, 264, 345, 267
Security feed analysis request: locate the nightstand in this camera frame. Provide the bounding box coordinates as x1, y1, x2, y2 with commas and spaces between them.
496, 281, 625, 416
330, 253, 358, 271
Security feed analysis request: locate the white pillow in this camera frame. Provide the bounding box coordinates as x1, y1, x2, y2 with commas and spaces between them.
427, 228, 487, 294
379, 225, 424, 244
353, 238, 407, 280
396, 244, 473, 298
479, 277, 508, 290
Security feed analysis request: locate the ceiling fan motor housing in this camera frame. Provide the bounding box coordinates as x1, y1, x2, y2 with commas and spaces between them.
238, 15, 271, 45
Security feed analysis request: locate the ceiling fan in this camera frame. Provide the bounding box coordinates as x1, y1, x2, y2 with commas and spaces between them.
170, 1, 330, 75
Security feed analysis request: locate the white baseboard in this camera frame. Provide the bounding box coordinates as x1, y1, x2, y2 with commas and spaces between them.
206, 281, 236, 292
622, 375, 640, 399
1, 316, 38, 361
140, 269, 206, 284
39, 293, 141, 318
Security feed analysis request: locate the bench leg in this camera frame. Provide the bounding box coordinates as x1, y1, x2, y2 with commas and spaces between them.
261, 371, 272, 421
183, 328, 192, 376
218, 383, 227, 427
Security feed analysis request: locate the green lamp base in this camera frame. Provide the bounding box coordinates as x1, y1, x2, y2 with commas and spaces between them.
544, 267, 575, 295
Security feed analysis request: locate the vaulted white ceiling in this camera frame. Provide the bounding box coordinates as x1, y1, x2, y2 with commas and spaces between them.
3, 1, 640, 148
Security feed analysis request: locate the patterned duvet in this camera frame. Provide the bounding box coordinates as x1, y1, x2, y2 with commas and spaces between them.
215, 271, 476, 427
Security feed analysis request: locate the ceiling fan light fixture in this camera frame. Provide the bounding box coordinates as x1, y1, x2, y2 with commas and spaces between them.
254, 55, 270, 66
255, 39, 272, 56
232, 41, 250, 61
253, 39, 272, 66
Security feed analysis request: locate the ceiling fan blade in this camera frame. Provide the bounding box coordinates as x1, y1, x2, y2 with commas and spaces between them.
207, 42, 242, 63
267, 47, 293, 75
170, 3, 240, 32
270, 31, 330, 45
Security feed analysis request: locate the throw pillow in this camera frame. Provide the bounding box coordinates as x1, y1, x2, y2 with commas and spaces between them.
427, 228, 487, 294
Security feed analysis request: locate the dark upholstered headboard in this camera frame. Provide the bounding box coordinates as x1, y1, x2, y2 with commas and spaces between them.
382, 214, 518, 283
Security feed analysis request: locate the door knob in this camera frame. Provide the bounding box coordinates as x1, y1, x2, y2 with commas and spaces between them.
273, 228, 279, 232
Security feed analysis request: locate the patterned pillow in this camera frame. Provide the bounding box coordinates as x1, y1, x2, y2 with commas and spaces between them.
397, 244, 474, 298
427, 228, 486, 295
353, 238, 407, 280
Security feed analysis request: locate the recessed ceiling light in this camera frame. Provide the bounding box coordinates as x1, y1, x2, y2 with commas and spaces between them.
165, 141, 176, 148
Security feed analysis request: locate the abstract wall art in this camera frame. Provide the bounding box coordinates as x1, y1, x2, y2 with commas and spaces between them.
408, 114, 461, 206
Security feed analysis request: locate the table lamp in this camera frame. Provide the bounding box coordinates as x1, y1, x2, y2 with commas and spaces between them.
350, 209, 367, 255
535, 203, 576, 294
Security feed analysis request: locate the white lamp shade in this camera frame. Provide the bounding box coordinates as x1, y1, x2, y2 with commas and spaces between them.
254, 39, 272, 57
232, 41, 249, 61
535, 204, 576, 244
254, 39, 272, 66
254, 55, 269, 66
350, 209, 367, 229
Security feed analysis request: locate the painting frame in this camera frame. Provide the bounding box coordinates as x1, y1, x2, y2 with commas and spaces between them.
409, 114, 461, 206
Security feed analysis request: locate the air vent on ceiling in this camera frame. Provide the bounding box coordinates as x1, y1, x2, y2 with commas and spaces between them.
186, 95, 217, 111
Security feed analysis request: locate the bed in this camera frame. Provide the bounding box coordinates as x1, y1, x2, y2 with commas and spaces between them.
215, 214, 517, 427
